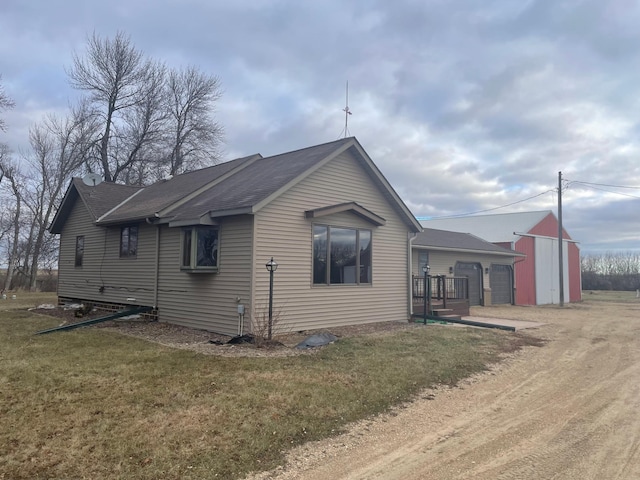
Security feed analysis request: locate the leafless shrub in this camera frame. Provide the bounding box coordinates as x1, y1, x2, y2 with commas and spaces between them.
251, 301, 288, 347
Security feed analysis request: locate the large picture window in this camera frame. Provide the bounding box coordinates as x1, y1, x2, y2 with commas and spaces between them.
120, 226, 138, 257
181, 226, 219, 271
75, 236, 84, 267
313, 225, 372, 285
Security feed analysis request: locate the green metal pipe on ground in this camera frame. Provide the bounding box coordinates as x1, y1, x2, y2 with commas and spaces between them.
415, 315, 516, 332
35, 306, 154, 335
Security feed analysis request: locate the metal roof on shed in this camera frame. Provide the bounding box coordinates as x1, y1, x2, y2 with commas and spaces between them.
421, 211, 552, 244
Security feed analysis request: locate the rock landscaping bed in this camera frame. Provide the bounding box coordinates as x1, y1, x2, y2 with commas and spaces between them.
31, 303, 420, 357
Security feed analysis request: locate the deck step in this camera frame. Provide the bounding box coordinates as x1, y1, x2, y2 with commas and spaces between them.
438, 314, 462, 321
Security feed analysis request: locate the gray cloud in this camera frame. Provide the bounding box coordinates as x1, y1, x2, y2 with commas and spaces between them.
1, 0, 639, 253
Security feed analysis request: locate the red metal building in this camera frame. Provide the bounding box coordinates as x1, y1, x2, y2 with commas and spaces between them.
423, 211, 582, 305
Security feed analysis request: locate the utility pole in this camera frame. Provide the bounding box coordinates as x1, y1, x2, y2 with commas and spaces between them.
558, 171, 564, 307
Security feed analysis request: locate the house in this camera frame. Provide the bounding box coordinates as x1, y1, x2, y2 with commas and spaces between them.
422, 211, 581, 305
411, 228, 525, 314
49, 137, 422, 336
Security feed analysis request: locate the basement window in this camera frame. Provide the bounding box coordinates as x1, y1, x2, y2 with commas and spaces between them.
181, 226, 219, 272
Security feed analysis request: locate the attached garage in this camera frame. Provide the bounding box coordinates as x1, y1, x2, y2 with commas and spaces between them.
490, 264, 513, 305
411, 228, 524, 311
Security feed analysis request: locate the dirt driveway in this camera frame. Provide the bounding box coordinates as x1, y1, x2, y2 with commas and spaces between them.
249, 296, 640, 479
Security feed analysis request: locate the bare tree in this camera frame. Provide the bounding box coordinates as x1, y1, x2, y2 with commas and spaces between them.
0, 148, 26, 291
165, 66, 223, 176
22, 106, 95, 290
0, 75, 15, 132
67, 33, 223, 184
114, 61, 167, 183
67, 32, 157, 182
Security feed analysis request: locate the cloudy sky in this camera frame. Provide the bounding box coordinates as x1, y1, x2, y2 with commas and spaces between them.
1, 0, 639, 253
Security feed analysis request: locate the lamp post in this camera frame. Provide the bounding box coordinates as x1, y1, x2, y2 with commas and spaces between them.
422, 264, 430, 325
265, 257, 278, 339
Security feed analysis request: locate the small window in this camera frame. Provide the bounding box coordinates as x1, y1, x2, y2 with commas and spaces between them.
359, 230, 371, 283
181, 226, 219, 272
418, 251, 429, 273
181, 229, 192, 268
313, 225, 372, 285
313, 225, 327, 284
75, 236, 84, 267
120, 226, 138, 257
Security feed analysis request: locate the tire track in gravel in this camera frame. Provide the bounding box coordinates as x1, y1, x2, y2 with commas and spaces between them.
247, 301, 640, 480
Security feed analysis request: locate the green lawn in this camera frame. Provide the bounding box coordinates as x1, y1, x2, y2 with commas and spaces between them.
1, 293, 541, 480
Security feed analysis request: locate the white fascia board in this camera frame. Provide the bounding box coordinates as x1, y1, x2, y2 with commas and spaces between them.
514, 232, 580, 243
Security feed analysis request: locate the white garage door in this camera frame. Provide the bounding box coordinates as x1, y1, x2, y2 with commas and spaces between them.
534, 237, 569, 305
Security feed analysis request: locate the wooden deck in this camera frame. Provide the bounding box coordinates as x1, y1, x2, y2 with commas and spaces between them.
412, 275, 470, 317
412, 298, 470, 317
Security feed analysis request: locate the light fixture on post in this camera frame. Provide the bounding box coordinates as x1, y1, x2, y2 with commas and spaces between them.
422, 264, 430, 325
265, 257, 278, 340
449, 266, 453, 274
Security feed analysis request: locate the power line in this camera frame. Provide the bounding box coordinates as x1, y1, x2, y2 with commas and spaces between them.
568, 182, 640, 199
417, 176, 640, 222
420, 189, 556, 220
566, 179, 640, 190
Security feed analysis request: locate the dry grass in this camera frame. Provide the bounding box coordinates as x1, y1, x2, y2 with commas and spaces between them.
580, 289, 640, 303
0, 292, 568, 479
0, 291, 57, 311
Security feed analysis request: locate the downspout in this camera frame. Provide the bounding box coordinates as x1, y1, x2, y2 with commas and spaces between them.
408, 231, 417, 319
147, 218, 160, 310
154, 226, 160, 310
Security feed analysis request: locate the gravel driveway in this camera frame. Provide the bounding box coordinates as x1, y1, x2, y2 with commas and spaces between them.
247, 298, 640, 479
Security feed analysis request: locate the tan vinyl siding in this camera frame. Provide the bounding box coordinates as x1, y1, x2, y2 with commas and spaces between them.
411, 248, 514, 288
252, 150, 410, 332
57, 199, 156, 305
156, 215, 253, 336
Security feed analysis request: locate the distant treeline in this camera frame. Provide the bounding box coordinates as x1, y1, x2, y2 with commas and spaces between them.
581, 252, 640, 291
0, 269, 57, 292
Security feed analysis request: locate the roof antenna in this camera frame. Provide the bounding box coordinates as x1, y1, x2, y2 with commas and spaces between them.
339, 81, 352, 138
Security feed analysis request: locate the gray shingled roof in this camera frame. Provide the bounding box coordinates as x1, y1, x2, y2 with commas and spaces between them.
74, 178, 143, 219
49, 179, 143, 234
414, 228, 524, 256
51, 137, 422, 233
166, 138, 353, 222
97, 154, 261, 224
